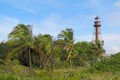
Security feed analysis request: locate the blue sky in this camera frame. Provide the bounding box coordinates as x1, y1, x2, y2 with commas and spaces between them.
0, 0, 120, 54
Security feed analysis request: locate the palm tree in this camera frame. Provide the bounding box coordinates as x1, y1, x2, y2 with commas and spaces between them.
58, 28, 74, 61
54, 39, 66, 60
34, 34, 53, 69
5, 24, 37, 69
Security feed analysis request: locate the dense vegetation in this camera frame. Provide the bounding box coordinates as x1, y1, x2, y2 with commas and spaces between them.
0, 24, 119, 80
88, 52, 120, 72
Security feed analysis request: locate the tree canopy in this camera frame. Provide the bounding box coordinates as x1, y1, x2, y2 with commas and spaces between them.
0, 24, 106, 69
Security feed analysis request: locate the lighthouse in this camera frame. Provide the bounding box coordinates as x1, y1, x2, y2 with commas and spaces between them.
92, 16, 104, 56
93, 16, 104, 49
94, 16, 101, 41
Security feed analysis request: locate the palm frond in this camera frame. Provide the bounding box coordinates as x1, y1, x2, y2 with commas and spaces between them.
5, 44, 25, 62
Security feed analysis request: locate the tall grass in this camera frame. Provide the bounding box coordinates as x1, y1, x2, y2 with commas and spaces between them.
0, 60, 120, 80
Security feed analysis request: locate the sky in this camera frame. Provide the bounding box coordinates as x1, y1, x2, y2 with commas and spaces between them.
0, 0, 120, 54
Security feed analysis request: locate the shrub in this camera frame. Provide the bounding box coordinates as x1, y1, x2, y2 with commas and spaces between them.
88, 53, 120, 72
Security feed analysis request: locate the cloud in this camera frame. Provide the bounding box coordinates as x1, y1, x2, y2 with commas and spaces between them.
3, 0, 59, 13
114, 0, 120, 7
0, 15, 20, 41
103, 34, 120, 42
75, 35, 92, 42
6, 0, 36, 13
76, 0, 102, 9
112, 46, 120, 53
103, 12, 120, 27
41, 0, 59, 6
32, 14, 96, 38
90, 0, 99, 5
32, 14, 64, 38
2, 16, 20, 24
102, 34, 120, 54
16, 5, 35, 14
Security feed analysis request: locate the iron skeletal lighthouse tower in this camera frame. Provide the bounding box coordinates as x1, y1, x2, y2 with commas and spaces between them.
94, 16, 101, 41
93, 16, 104, 48
93, 16, 106, 55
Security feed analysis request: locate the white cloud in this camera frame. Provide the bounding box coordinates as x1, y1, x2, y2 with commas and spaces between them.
102, 34, 120, 54
41, 0, 59, 6
76, 0, 102, 9
32, 14, 64, 38
3, 16, 20, 24
8, 0, 36, 13
33, 13, 83, 36
103, 12, 120, 27
16, 5, 35, 14
103, 34, 120, 42
114, 0, 120, 7
0, 15, 20, 41
3, 0, 59, 13
75, 35, 92, 42
90, 0, 99, 5
112, 46, 120, 53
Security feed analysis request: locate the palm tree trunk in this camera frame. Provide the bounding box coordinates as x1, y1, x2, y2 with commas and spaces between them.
66, 45, 73, 68
66, 45, 73, 61
29, 47, 32, 69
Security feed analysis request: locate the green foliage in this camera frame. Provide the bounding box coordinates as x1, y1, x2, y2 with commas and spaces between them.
0, 73, 21, 80
0, 42, 7, 60
73, 41, 102, 67
88, 52, 120, 72
0, 63, 119, 80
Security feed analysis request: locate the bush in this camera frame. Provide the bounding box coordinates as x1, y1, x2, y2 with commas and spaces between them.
0, 73, 21, 80
88, 52, 120, 72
